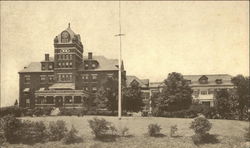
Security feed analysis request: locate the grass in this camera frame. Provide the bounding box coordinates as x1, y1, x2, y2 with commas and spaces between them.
2, 116, 249, 148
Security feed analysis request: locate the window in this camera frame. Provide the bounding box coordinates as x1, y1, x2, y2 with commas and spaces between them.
208, 89, 214, 94
81, 74, 89, 80
215, 79, 222, 84
24, 75, 31, 84
40, 75, 46, 83
85, 64, 88, 68
92, 74, 97, 80
92, 87, 97, 91
66, 62, 69, 67
48, 75, 54, 83
202, 101, 211, 107
42, 64, 46, 70
200, 91, 207, 95
92, 64, 96, 68
58, 62, 61, 67
26, 99, 30, 107
49, 64, 53, 70
65, 54, 68, 59
58, 73, 72, 82
107, 73, 113, 78
69, 62, 72, 67
69, 54, 72, 59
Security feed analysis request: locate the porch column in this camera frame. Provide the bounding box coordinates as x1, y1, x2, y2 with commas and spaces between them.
62, 96, 65, 108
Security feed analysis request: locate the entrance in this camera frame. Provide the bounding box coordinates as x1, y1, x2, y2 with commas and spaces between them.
55, 96, 63, 107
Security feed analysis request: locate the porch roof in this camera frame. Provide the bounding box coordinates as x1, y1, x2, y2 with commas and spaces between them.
49, 83, 75, 90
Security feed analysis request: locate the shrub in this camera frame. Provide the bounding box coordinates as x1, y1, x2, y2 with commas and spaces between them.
190, 116, 212, 136
48, 120, 68, 141
62, 125, 83, 144
119, 126, 129, 137
88, 117, 113, 138
148, 123, 161, 137
0, 106, 26, 117
1, 115, 22, 143
20, 120, 48, 144
170, 125, 178, 137
244, 127, 250, 141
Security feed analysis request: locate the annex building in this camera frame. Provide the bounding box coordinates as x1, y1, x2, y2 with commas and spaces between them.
18, 24, 126, 108
149, 74, 234, 107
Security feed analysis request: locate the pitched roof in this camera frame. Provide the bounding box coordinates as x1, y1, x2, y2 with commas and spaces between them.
19, 56, 119, 73
126, 75, 149, 88
78, 56, 119, 71
19, 62, 53, 73
149, 82, 164, 88
183, 74, 233, 86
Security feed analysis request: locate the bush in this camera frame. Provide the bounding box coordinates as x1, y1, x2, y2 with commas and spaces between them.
190, 116, 212, 136
59, 108, 85, 116
19, 120, 48, 144
88, 117, 114, 138
148, 123, 161, 137
119, 126, 129, 137
62, 125, 83, 144
1, 115, 22, 143
0, 106, 26, 117
48, 120, 68, 141
170, 125, 178, 137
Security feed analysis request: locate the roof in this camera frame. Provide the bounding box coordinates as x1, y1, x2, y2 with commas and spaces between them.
183, 74, 233, 86
19, 55, 119, 73
149, 82, 164, 88
78, 56, 119, 71
55, 24, 81, 44
19, 62, 54, 73
126, 75, 149, 88
49, 83, 75, 90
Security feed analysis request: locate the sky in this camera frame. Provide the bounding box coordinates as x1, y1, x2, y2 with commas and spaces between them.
1, 1, 249, 107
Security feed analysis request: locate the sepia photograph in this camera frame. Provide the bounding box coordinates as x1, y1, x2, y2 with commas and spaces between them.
0, 1, 249, 148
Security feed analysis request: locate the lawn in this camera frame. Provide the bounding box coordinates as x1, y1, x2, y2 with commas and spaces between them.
3, 116, 249, 148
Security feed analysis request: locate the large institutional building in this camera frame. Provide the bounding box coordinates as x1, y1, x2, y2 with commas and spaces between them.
18, 24, 125, 108
18, 24, 234, 112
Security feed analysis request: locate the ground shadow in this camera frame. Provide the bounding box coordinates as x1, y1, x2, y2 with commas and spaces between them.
192, 134, 220, 145
170, 135, 183, 138
95, 134, 117, 142
143, 133, 166, 138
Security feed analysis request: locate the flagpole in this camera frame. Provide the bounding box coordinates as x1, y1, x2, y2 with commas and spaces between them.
116, 0, 124, 120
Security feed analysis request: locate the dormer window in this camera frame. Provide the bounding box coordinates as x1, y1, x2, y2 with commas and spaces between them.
215, 79, 222, 84
48, 64, 53, 70
42, 64, 46, 70
199, 75, 208, 84
92, 64, 96, 68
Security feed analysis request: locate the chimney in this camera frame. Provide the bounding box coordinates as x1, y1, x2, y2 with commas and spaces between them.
45, 54, 49, 61
88, 52, 92, 59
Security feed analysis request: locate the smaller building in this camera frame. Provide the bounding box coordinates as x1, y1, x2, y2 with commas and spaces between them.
183, 74, 234, 107
126, 76, 150, 113
149, 74, 234, 107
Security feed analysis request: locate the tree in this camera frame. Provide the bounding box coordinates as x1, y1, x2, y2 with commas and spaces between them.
214, 89, 238, 118
94, 87, 109, 110
123, 81, 144, 112
158, 72, 193, 112
231, 75, 250, 119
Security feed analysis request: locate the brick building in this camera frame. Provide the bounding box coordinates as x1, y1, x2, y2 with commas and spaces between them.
18, 24, 126, 108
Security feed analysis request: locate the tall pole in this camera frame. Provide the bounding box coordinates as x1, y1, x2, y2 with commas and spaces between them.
115, 0, 125, 119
